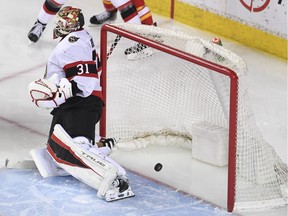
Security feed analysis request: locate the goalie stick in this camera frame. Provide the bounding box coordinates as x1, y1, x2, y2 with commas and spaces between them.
106, 33, 154, 61
107, 35, 122, 60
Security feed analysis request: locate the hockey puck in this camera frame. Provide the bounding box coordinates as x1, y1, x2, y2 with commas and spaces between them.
154, 163, 163, 172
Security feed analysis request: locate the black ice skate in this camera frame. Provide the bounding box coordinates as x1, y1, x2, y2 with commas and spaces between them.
28, 20, 46, 43
90, 10, 117, 25
124, 43, 147, 55
124, 42, 154, 60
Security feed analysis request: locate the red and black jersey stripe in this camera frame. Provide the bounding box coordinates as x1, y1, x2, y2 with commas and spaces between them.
119, 2, 138, 23
63, 61, 100, 79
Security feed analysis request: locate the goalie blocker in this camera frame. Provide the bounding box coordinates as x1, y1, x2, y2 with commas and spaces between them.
33, 124, 134, 201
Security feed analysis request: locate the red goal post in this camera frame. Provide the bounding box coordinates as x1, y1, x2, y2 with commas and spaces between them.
100, 24, 238, 212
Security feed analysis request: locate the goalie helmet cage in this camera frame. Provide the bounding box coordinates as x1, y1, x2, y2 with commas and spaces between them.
99, 24, 287, 212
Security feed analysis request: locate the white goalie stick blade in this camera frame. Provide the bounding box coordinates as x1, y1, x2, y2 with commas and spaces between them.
107, 35, 122, 60
30, 147, 70, 178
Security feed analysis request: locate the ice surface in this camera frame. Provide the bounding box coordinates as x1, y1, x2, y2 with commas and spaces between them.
0, 169, 231, 216
0, 0, 287, 215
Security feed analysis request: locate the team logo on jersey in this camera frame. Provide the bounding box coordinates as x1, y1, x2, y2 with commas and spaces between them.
68, 36, 79, 43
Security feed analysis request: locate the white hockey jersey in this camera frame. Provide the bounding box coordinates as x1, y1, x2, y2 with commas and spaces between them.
45, 29, 102, 99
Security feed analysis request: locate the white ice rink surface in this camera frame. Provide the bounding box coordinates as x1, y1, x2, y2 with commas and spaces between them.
0, 0, 287, 216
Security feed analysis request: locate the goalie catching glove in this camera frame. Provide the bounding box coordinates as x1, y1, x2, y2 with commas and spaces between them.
28, 77, 73, 109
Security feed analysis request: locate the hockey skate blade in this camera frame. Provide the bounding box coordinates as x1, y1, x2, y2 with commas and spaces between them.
105, 188, 135, 202
126, 48, 154, 61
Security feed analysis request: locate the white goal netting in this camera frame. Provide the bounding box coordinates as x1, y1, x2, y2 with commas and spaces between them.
102, 23, 287, 211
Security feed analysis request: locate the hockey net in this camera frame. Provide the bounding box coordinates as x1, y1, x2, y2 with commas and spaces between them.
99, 23, 287, 212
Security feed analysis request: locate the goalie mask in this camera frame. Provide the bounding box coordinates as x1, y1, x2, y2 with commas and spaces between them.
53, 6, 85, 39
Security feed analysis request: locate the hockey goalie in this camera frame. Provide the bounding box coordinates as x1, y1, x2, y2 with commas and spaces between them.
27, 6, 134, 201
30, 124, 134, 201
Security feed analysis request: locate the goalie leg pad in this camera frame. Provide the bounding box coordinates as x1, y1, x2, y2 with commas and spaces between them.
49, 124, 129, 199
47, 138, 113, 196
30, 147, 70, 178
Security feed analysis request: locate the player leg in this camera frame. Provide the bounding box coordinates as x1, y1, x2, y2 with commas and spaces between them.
32, 95, 103, 178
30, 94, 99, 178
90, 0, 118, 25
113, 0, 141, 24
133, 0, 154, 25
48, 124, 134, 201
30, 136, 116, 178
90, 0, 142, 25
123, 0, 157, 59
34, 95, 133, 200
28, 0, 67, 42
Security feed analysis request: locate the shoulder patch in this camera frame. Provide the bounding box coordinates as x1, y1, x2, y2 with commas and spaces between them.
68, 36, 79, 43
